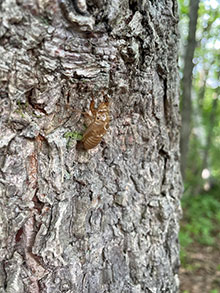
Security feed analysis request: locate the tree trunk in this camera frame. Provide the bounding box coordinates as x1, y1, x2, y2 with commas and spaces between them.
202, 97, 218, 171
180, 0, 200, 180
0, 0, 182, 292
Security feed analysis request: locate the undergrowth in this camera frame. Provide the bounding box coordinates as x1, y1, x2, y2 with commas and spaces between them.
180, 191, 220, 265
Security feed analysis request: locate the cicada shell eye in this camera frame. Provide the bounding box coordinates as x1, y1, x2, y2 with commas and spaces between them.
102, 113, 107, 121
96, 113, 105, 122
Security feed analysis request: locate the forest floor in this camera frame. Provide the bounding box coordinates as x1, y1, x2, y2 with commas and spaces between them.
179, 241, 220, 293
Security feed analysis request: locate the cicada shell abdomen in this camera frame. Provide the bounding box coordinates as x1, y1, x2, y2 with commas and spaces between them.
82, 96, 110, 150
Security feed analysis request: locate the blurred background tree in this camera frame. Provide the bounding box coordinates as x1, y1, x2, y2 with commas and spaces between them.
180, 0, 200, 181
179, 0, 220, 292
179, 0, 220, 195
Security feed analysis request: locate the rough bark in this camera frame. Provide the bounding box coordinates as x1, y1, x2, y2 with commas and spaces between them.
180, 0, 200, 180
0, 0, 182, 292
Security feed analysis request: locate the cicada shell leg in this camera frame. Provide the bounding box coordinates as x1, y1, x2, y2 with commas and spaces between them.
90, 94, 96, 116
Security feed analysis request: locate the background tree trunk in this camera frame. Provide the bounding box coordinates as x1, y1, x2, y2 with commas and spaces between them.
180, 0, 200, 180
0, 0, 182, 292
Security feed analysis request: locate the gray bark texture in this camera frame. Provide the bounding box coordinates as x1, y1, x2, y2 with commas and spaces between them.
0, 0, 182, 292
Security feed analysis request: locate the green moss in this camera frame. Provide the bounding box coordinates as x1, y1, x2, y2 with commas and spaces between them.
15, 100, 28, 118
64, 131, 83, 148
64, 131, 83, 141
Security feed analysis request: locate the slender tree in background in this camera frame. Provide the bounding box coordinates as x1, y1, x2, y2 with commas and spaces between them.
0, 0, 182, 292
179, 0, 220, 192
201, 95, 218, 175
180, 0, 200, 180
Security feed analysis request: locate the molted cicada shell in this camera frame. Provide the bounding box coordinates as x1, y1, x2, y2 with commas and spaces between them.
81, 94, 110, 150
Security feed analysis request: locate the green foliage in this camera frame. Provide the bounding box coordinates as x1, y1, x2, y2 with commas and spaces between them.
64, 131, 83, 148
181, 193, 220, 246
180, 192, 220, 266
179, 230, 193, 265
64, 131, 83, 141
180, 192, 220, 268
